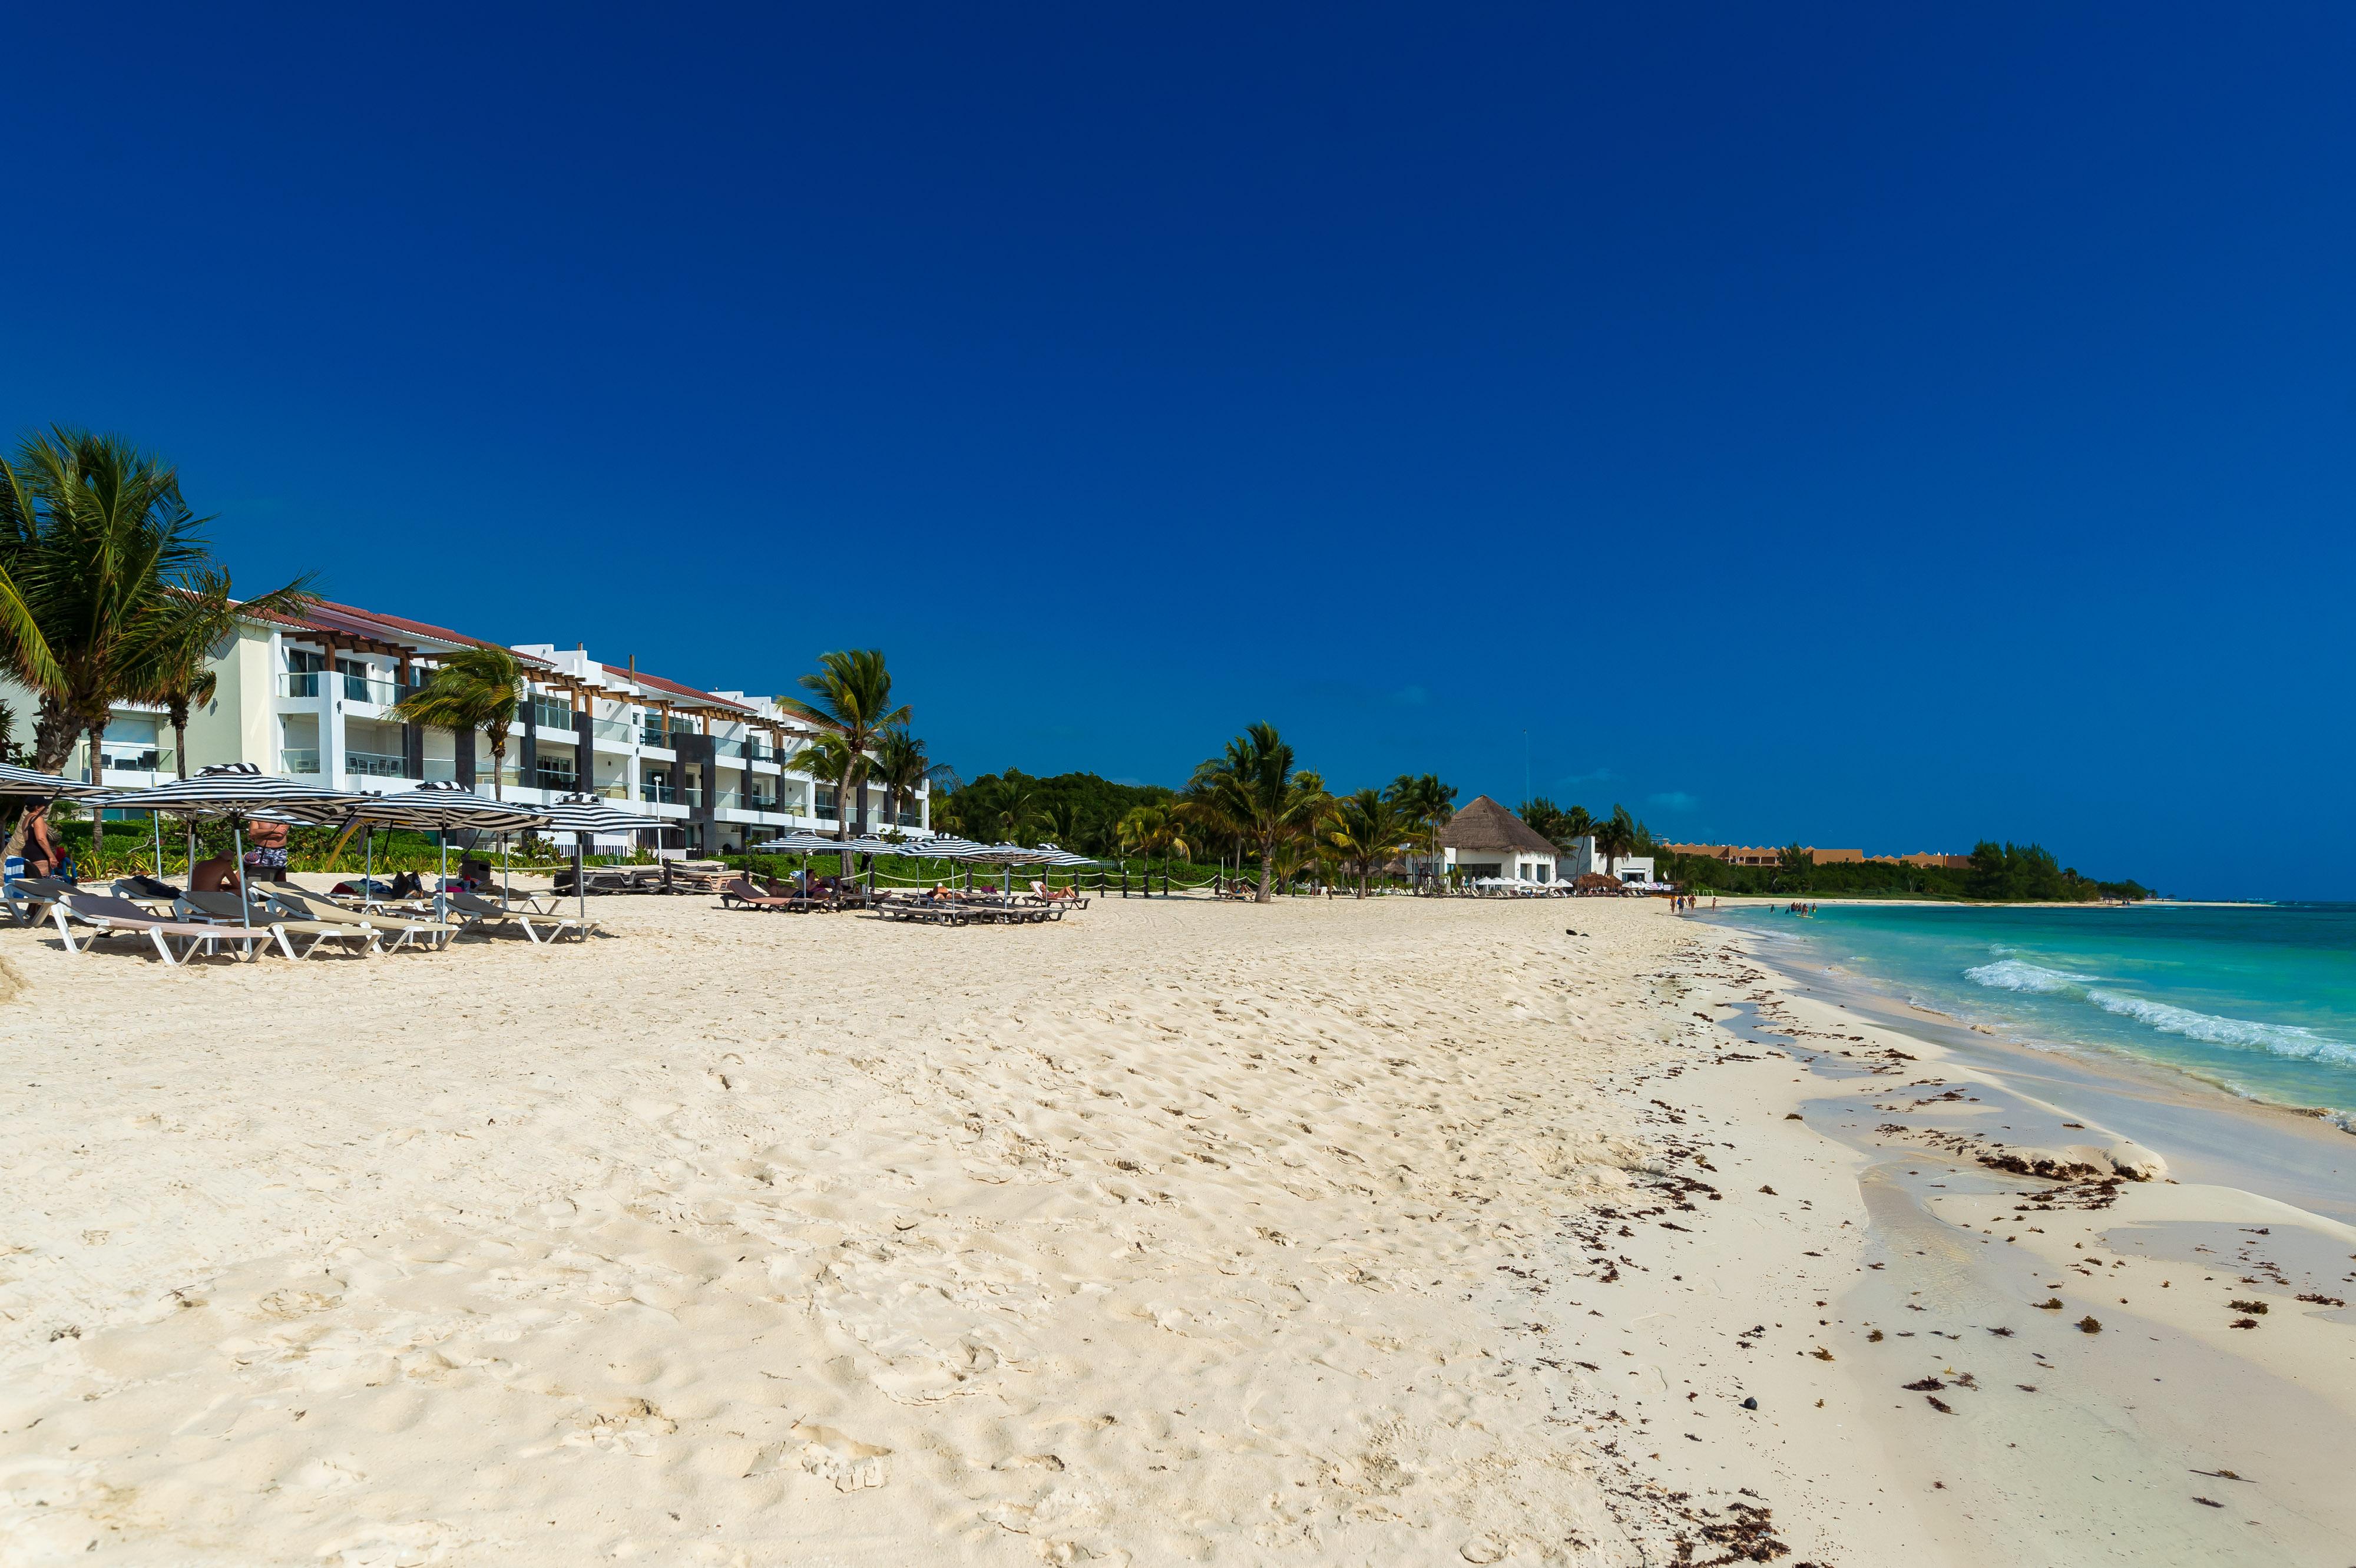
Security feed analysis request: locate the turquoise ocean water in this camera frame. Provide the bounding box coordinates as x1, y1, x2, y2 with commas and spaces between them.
1709, 903, 2356, 1114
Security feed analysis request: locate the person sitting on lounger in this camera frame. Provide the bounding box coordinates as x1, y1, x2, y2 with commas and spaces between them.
22, 803, 75, 881
189, 852, 242, 893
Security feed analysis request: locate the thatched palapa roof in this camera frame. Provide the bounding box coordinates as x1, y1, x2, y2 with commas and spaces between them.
1437, 796, 1560, 856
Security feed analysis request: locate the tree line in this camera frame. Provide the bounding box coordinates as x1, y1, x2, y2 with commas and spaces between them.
937, 723, 1458, 901
938, 729, 2153, 904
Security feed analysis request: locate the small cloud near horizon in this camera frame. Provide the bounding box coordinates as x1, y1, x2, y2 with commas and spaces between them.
1647, 790, 1698, 812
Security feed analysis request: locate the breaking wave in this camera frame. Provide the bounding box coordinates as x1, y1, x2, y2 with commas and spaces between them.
2082, 992, 2356, 1066
1966, 958, 2356, 1066
1963, 958, 2090, 995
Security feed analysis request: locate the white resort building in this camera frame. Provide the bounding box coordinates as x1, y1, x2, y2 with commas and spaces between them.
1434, 796, 1560, 884
1560, 836, 1656, 886
9, 597, 926, 855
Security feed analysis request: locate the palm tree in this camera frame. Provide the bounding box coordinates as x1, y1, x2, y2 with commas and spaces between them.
0, 455, 61, 695
1385, 773, 1457, 886
870, 726, 932, 836
1, 428, 307, 854
1327, 788, 1418, 897
1183, 723, 1328, 902
1, 431, 207, 785
981, 775, 1045, 845
780, 649, 908, 841
1558, 803, 1596, 847
1117, 803, 1190, 882
130, 568, 319, 779
789, 730, 857, 835
1594, 803, 1640, 880
393, 644, 527, 799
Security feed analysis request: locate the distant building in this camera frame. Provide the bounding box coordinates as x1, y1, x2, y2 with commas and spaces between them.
1560, 836, 1656, 886
1660, 842, 1861, 866
1435, 796, 1561, 884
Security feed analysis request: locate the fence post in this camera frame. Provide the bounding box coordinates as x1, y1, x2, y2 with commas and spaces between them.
1123, 867, 1130, 898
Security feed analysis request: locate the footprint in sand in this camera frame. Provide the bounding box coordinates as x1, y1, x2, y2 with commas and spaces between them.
786, 1422, 891, 1490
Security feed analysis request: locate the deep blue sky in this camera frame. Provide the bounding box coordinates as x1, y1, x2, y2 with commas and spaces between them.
5, 5, 2350, 897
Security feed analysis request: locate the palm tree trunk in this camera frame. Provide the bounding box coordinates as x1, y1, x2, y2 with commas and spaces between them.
88, 720, 107, 857
1257, 831, 1273, 902
31, 696, 77, 775
170, 700, 190, 779
488, 733, 505, 800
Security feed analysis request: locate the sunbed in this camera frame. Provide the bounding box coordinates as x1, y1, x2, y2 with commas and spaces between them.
873, 895, 972, 927
1029, 880, 1090, 911
442, 888, 588, 944
49, 892, 271, 965
174, 889, 379, 960
263, 888, 459, 953
4, 875, 80, 928
720, 876, 803, 911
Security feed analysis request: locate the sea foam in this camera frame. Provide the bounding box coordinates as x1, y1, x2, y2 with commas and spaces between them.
1965, 958, 2356, 1066
2082, 990, 2356, 1066
1963, 958, 2090, 995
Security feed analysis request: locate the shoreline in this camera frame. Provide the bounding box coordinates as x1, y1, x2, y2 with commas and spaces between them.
1705, 902, 2356, 1146
1680, 917, 2356, 1561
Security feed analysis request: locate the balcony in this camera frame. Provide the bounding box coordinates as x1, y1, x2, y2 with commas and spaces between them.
641, 782, 677, 805
283, 747, 321, 775
277, 670, 408, 705
346, 749, 411, 779
587, 716, 634, 742
93, 745, 173, 778
534, 765, 580, 791
528, 700, 573, 732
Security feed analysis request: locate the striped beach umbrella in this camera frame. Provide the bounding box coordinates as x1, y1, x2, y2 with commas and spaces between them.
97, 764, 372, 939
0, 761, 106, 799
541, 792, 673, 921
343, 782, 553, 919
98, 762, 366, 823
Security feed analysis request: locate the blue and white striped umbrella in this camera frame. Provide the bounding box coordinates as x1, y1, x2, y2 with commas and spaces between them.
540, 792, 671, 837
0, 761, 106, 800
751, 831, 843, 854
97, 762, 366, 823
1031, 843, 1098, 867
345, 780, 552, 832
904, 835, 992, 860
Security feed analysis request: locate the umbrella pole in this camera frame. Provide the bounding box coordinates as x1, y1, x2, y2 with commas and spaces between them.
235, 822, 253, 957
502, 831, 511, 907
436, 831, 448, 924
576, 839, 585, 924
151, 811, 161, 879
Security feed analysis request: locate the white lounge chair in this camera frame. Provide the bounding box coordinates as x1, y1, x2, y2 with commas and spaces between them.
263, 888, 458, 953
444, 888, 588, 944
50, 892, 267, 965
174, 889, 379, 960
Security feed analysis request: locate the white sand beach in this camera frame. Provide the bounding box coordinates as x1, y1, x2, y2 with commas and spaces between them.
2, 894, 2351, 1565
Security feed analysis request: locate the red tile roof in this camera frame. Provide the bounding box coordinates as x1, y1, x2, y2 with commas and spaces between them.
598, 663, 762, 716
260, 598, 551, 667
